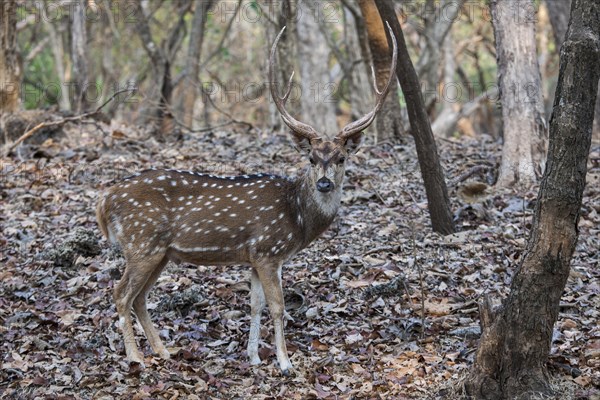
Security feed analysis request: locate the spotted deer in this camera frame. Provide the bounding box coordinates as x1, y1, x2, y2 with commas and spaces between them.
96, 25, 397, 375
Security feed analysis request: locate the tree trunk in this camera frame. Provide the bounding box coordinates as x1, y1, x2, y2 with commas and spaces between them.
178, 0, 213, 128
296, 0, 338, 135
343, 4, 373, 121
465, 0, 599, 397
373, 0, 455, 235
0, 1, 22, 113
71, 0, 89, 113
547, 0, 600, 143
266, 0, 299, 131
358, 0, 405, 141
546, 0, 571, 48
492, 0, 548, 187
44, 19, 71, 111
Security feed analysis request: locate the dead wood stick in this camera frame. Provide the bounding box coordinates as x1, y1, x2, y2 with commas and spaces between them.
449, 164, 493, 187
364, 245, 398, 255
2, 88, 134, 157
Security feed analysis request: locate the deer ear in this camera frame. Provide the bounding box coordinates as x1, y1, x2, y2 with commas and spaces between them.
291, 132, 318, 154
340, 132, 363, 154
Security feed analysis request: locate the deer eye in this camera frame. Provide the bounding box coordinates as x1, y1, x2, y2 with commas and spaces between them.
309, 157, 316, 165
338, 157, 346, 165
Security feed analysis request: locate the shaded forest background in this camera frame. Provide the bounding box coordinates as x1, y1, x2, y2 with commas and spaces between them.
6, 0, 598, 142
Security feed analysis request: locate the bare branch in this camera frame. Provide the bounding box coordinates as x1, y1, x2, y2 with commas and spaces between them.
2, 88, 136, 157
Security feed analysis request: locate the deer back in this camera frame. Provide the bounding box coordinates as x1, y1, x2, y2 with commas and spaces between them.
97, 169, 337, 265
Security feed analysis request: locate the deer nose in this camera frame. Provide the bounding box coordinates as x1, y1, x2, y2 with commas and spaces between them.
316, 177, 333, 193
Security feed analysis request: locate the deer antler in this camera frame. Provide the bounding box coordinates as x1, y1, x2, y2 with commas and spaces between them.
269, 26, 320, 141
336, 21, 398, 140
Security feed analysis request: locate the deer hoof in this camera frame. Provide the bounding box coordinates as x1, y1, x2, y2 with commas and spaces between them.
127, 350, 145, 367
281, 364, 297, 378
250, 356, 262, 366
159, 349, 171, 360
129, 357, 146, 369
281, 366, 296, 377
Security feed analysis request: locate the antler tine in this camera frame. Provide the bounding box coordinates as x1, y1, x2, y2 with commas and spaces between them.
282, 70, 295, 102
337, 21, 398, 140
269, 26, 319, 140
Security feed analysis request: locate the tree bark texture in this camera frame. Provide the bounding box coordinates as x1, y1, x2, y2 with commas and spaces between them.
465, 0, 599, 397
178, 0, 213, 127
546, 0, 600, 142
492, 0, 548, 187
358, 0, 406, 141
343, 4, 374, 121
373, 0, 455, 235
0, 1, 22, 113
71, 0, 89, 113
297, 0, 338, 135
44, 19, 71, 111
546, 0, 571, 48
266, 0, 299, 131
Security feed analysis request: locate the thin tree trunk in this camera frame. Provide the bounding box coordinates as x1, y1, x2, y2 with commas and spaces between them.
343, 3, 373, 120
358, 0, 405, 141
374, 0, 455, 235
547, 0, 600, 142
0, 1, 22, 113
492, 0, 548, 187
465, 0, 599, 397
178, 0, 213, 128
546, 0, 571, 48
296, 0, 338, 135
71, 0, 89, 113
265, 0, 299, 131
44, 19, 71, 111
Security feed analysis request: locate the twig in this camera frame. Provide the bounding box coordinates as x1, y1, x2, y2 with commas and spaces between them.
25, 37, 50, 62
204, 93, 254, 132
251, 1, 278, 26
371, 184, 388, 206
449, 164, 493, 187
364, 245, 397, 256
172, 117, 237, 134
168, 88, 254, 134
405, 186, 426, 339
2, 88, 135, 157
411, 224, 426, 340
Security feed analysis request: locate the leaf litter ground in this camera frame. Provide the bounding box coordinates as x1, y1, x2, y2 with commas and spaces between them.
1, 123, 599, 399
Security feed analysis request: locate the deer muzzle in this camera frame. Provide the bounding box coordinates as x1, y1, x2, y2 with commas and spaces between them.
316, 177, 334, 193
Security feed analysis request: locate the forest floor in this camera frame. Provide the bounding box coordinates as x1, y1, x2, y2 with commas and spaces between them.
1, 120, 599, 399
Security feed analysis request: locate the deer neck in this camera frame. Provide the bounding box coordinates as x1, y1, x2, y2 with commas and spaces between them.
291, 170, 342, 245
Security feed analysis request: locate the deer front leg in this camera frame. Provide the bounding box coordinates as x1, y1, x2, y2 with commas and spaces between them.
247, 268, 266, 365
255, 262, 293, 375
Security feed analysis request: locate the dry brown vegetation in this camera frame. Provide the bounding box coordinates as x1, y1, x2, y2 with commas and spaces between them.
1, 122, 599, 399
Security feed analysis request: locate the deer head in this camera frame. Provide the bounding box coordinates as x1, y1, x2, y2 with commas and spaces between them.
269, 23, 398, 195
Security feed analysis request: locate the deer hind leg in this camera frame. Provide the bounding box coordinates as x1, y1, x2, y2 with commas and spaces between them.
114, 253, 165, 365
254, 262, 293, 375
247, 268, 266, 365
132, 256, 170, 360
